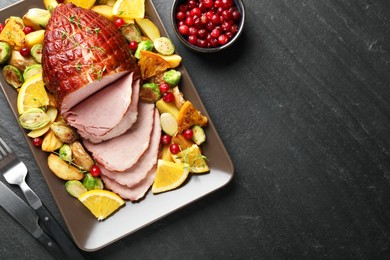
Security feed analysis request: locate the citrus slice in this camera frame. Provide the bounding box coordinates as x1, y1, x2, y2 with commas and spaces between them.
152, 159, 190, 194
78, 190, 125, 220
17, 73, 49, 115
64, 0, 96, 9
172, 144, 209, 173
112, 0, 145, 19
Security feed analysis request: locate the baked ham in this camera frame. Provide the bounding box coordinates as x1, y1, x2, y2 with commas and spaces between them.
64, 72, 140, 143
42, 3, 138, 114
98, 110, 161, 187
83, 103, 156, 172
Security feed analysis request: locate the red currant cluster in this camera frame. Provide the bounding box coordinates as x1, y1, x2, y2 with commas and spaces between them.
175, 0, 241, 48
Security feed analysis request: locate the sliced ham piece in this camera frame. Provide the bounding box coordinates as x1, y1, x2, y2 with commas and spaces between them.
83, 103, 155, 171
99, 110, 161, 187
64, 72, 140, 143
101, 165, 157, 201
42, 3, 139, 114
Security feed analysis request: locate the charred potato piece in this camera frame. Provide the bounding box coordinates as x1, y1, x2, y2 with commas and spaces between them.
47, 153, 84, 181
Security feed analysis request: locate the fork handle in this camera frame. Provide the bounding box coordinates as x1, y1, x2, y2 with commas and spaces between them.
36, 204, 85, 260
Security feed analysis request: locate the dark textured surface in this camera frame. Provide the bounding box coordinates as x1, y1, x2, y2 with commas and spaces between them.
1, 0, 390, 259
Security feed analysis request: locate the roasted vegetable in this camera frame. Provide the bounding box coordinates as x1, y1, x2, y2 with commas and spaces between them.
2, 65, 23, 89
19, 108, 50, 130
83, 173, 96, 191
50, 122, 78, 143
95, 0, 116, 6
48, 153, 83, 181
25, 30, 45, 49
65, 180, 87, 198
135, 18, 161, 41
154, 37, 175, 55
0, 42, 11, 64
59, 144, 72, 162
177, 101, 208, 133
172, 86, 185, 109
120, 23, 142, 43
138, 50, 171, 79
157, 54, 182, 68
163, 69, 181, 87
191, 125, 206, 145
23, 64, 42, 82
140, 82, 161, 102
0, 17, 25, 50
8, 50, 37, 72
27, 106, 58, 138
42, 129, 63, 152
23, 8, 51, 30
160, 112, 178, 136
70, 141, 94, 171
91, 5, 114, 20
134, 39, 154, 59
94, 178, 104, 190
30, 44, 43, 63
43, 0, 59, 12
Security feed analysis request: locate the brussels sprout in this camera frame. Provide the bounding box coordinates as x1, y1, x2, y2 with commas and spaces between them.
70, 141, 94, 171
22, 8, 51, 30
163, 69, 181, 87
59, 144, 72, 162
134, 39, 154, 59
94, 178, 104, 190
153, 37, 175, 55
0, 42, 11, 64
23, 64, 42, 82
31, 44, 43, 63
50, 122, 78, 143
82, 173, 96, 191
120, 23, 142, 43
191, 125, 206, 145
2, 65, 23, 89
140, 82, 161, 103
65, 180, 87, 198
8, 50, 37, 72
19, 108, 50, 130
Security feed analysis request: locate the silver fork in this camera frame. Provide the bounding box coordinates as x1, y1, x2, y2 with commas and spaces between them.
0, 137, 84, 260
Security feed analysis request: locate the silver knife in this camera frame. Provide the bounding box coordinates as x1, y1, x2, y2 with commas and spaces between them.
0, 181, 66, 260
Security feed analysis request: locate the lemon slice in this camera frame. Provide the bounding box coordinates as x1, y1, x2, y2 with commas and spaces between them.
17, 73, 49, 115
64, 0, 96, 9
172, 144, 209, 173
152, 159, 190, 194
78, 190, 125, 220
112, 0, 145, 19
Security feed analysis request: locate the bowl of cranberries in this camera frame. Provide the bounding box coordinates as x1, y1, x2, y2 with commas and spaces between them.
172, 0, 245, 53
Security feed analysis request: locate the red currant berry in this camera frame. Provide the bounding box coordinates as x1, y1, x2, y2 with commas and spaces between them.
161, 134, 172, 145
183, 129, 194, 140
162, 92, 175, 103
170, 143, 181, 154
19, 47, 30, 57
114, 18, 125, 28
23, 26, 34, 35
90, 165, 101, 177
129, 41, 138, 51
32, 137, 43, 147
159, 82, 170, 93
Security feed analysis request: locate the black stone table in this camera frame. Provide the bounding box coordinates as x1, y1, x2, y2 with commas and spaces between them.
1, 0, 390, 259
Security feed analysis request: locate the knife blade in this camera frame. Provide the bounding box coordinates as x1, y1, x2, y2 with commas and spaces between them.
0, 181, 66, 260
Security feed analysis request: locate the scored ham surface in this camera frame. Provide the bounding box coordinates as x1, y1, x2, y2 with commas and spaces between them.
64, 72, 140, 143
99, 110, 161, 187
83, 103, 156, 172
42, 3, 138, 114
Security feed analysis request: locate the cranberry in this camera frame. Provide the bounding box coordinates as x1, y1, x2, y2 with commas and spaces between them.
187, 0, 198, 9
128, 41, 138, 51
32, 137, 43, 147
56, 0, 65, 3
23, 26, 34, 35
183, 129, 194, 140
114, 18, 125, 28
221, 0, 234, 9
210, 28, 220, 38
178, 4, 188, 12
170, 144, 181, 154
218, 34, 228, 45
159, 82, 170, 93
203, 0, 214, 8
19, 47, 30, 57
176, 11, 186, 21
189, 26, 198, 36
190, 7, 202, 17
185, 16, 194, 26
198, 29, 208, 39
178, 24, 190, 35
197, 39, 208, 48
232, 10, 241, 21
161, 134, 172, 145
0, 23, 4, 33
162, 92, 175, 103
188, 35, 198, 45
90, 165, 101, 177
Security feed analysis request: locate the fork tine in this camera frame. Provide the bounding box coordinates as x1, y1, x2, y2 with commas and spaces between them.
0, 138, 13, 158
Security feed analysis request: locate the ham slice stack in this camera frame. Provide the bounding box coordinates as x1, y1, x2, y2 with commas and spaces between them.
42, 3, 160, 201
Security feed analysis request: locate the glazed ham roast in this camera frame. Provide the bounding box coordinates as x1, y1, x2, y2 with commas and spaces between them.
42, 4, 160, 201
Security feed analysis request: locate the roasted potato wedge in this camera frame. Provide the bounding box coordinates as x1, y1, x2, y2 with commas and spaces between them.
48, 153, 84, 181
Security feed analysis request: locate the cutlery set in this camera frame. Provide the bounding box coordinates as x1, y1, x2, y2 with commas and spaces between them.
0, 137, 84, 260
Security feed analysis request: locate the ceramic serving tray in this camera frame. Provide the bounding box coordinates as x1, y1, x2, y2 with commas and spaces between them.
0, 0, 234, 251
